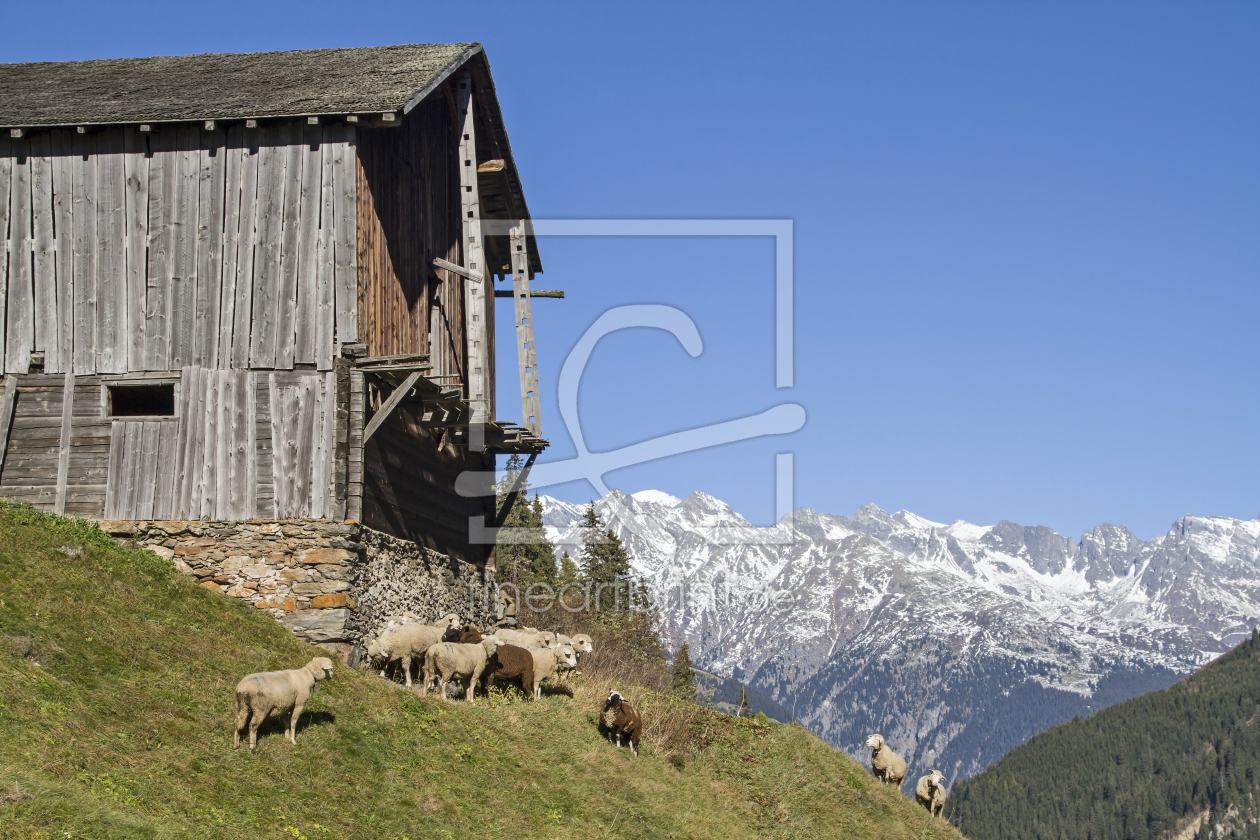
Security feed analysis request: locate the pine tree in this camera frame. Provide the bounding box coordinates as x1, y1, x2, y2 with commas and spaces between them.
558, 551, 578, 583
671, 643, 696, 699
578, 503, 634, 612
494, 456, 557, 588
735, 685, 751, 717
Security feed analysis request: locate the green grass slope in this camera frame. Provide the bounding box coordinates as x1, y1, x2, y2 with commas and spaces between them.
0, 505, 962, 840
947, 631, 1260, 840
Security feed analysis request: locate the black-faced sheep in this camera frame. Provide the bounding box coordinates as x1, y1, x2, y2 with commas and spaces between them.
367, 623, 450, 688
483, 642, 535, 699
422, 636, 499, 703
233, 657, 333, 750
915, 769, 947, 817
600, 689, 643, 756
865, 734, 906, 786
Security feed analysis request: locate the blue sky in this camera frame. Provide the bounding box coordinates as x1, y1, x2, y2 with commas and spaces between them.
7, 2, 1258, 539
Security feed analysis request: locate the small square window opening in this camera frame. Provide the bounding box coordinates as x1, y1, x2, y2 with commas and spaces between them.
107, 383, 176, 417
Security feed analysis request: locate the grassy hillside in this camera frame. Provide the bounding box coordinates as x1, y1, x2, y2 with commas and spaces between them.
0, 504, 962, 840
948, 631, 1260, 840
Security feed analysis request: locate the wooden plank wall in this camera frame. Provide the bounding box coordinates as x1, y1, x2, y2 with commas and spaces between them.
356, 95, 467, 385
267, 370, 336, 519
0, 122, 357, 375
0, 373, 111, 515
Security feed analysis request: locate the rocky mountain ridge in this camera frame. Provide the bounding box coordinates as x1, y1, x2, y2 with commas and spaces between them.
540, 490, 1260, 780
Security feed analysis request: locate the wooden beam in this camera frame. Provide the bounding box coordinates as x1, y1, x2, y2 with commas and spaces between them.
433, 256, 483, 283
477, 159, 505, 172
494, 289, 564, 298
358, 352, 431, 367
54, 371, 73, 514
510, 221, 542, 436
361, 370, 423, 444
0, 377, 17, 474
457, 72, 491, 450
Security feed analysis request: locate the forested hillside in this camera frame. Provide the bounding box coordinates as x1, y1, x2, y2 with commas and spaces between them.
948, 630, 1260, 840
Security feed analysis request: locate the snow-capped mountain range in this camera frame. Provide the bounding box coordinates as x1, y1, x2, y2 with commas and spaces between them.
539, 490, 1260, 781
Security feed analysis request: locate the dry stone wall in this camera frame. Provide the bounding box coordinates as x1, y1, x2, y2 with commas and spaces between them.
98, 519, 493, 661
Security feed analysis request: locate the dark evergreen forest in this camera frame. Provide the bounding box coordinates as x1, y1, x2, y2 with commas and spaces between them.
948, 630, 1260, 840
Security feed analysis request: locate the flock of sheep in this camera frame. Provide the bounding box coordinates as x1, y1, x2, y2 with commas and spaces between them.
231, 613, 645, 755
229, 617, 946, 817
361, 614, 593, 703
866, 733, 949, 818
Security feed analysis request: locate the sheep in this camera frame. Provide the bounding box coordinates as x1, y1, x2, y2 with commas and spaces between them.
865, 734, 906, 786
495, 628, 555, 649
366, 623, 451, 688
482, 642, 535, 699
915, 769, 947, 817
233, 657, 333, 750
525, 642, 578, 699
600, 689, 643, 756
422, 636, 499, 703
569, 633, 594, 655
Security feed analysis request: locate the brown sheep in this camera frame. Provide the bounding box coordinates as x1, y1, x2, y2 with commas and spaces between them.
483, 642, 535, 699
600, 689, 643, 756
453, 626, 483, 644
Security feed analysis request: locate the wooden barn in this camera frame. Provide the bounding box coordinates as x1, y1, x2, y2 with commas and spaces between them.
0, 43, 548, 567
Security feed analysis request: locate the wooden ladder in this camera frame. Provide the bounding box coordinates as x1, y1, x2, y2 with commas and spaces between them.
509, 222, 541, 436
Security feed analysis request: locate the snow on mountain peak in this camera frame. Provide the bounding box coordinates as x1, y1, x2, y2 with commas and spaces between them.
892, 510, 947, 531
630, 490, 682, 507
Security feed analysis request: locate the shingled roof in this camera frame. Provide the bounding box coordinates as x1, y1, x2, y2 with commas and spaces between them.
0, 43, 482, 127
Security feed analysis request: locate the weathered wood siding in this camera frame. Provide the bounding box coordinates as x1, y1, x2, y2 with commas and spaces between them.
356, 96, 474, 390
0, 373, 113, 515
0, 123, 357, 375
0, 367, 338, 521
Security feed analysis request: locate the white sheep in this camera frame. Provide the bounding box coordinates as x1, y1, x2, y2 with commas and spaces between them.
569, 633, 594, 655
495, 628, 555, 649
915, 769, 947, 817
367, 623, 450, 688
865, 734, 906, 786
526, 642, 577, 699
233, 657, 334, 750
422, 636, 499, 703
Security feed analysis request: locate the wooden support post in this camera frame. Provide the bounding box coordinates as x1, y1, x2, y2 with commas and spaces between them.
509, 222, 542, 436
0, 377, 16, 475
361, 370, 423, 444
54, 371, 74, 514
457, 72, 490, 451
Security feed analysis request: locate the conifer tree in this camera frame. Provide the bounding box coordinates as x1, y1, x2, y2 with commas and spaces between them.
558, 551, 579, 583
671, 643, 696, 699
578, 503, 634, 612
494, 456, 557, 588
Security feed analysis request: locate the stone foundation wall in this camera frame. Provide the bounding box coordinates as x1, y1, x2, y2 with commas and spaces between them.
100, 519, 493, 660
